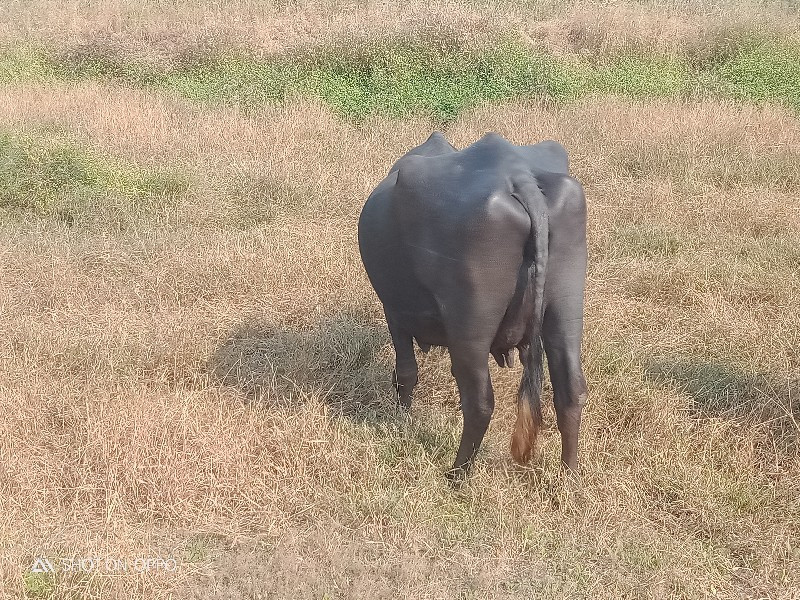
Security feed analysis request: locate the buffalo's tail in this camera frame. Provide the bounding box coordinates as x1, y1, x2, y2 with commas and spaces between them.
511, 339, 545, 464
510, 182, 548, 465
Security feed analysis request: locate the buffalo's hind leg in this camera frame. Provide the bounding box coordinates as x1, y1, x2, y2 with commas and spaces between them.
542, 299, 587, 472
386, 315, 418, 410
539, 173, 588, 472
446, 343, 494, 482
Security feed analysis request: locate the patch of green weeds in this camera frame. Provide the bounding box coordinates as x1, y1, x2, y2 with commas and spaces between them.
56, 46, 157, 84
0, 131, 188, 228
184, 534, 226, 563
160, 57, 295, 107
708, 37, 800, 111
0, 45, 55, 82
611, 225, 684, 258
22, 570, 55, 599
593, 54, 692, 98
5, 33, 800, 119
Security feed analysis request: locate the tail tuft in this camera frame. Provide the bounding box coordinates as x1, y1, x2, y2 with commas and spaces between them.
510, 395, 536, 464
510, 340, 544, 465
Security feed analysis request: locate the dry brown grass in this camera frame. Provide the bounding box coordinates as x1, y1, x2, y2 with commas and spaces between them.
2, 81, 799, 597
0, 0, 510, 60
1, 2, 800, 598
525, 1, 800, 56
2, 0, 798, 62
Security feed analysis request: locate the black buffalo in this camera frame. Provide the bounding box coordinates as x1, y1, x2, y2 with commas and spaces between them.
358, 132, 588, 480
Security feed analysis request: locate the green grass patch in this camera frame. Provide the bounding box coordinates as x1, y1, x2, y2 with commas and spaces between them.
151, 40, 583, 121
611, 225, 685, 258
0, 46, 55, 82
22, 570, 55, 599
184, 534, 226, 563
4, 34, 800, 120
0, 131, 188, 228
708, 37, 800, 111
591, 54, 693, 98
160, 57, 294, 106
144, 42, 695, 120
55, 44, 159, 84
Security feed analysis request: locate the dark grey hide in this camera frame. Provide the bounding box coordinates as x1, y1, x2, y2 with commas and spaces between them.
358, 132, 588, 480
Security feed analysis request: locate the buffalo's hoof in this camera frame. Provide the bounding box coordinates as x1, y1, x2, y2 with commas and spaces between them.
395, 398, 412, 416
444, 466, 468, 488
561, 464, 583, 487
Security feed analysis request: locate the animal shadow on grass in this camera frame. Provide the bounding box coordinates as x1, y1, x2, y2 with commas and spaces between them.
645, 358, 800, 459
209, 312, 387, 416
207, 312, 446, 451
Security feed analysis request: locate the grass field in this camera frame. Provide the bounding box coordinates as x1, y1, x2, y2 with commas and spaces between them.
1, 1, 799, 598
